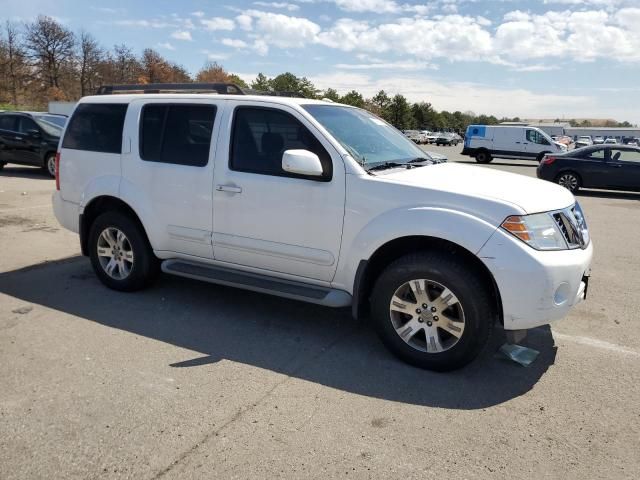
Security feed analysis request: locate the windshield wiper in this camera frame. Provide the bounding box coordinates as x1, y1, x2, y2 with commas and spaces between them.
365, 161, 407, 172
406, 157, 433, 164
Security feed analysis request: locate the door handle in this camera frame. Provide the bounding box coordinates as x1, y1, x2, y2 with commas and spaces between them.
14, 136, 23, 140
515, 141, 521, 144
216, 184, 242, 193
612, 164, 622, 168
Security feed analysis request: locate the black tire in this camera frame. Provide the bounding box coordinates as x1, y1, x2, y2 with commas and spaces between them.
475, 150, 492, 164
88, 211, 160, 291
42, 153, 56, 178
0, 162, 5, 171
370, 252, 494, 371
555, 171, 581, 193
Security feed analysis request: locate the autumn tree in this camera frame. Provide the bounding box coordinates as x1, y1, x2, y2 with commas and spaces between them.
25, 15, 75, 90
112, 44, 140, 84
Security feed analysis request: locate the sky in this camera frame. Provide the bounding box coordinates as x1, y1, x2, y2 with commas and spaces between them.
4, 0, 640, 123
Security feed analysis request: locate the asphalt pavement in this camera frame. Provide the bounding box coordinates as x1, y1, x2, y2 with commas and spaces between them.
1, 153, 639, 480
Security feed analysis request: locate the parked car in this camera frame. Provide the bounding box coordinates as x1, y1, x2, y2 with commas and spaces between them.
592, 136, 605, 145
0, 111, 63, 177
627, 138, 639, 147
462, 125, 566, 163
537, 145, 640, 193
424, 132, 438, 144
553, 135, 573, 147
403, 130, 425, 144
574, 136, 593, 148
435, 132, 460, 146
53, 85, 592, 371
604, 137, 617, 144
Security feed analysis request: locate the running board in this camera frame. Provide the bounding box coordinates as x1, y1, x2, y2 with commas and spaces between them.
161, 260, 352, 308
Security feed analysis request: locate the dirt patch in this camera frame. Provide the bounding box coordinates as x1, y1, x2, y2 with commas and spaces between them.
0, 215, 32, 227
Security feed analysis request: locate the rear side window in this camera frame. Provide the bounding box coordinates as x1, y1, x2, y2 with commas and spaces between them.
230, 106, 332, 180
0, 115, 17, 131
139, 104, 216, 167
62, 104, 127, 154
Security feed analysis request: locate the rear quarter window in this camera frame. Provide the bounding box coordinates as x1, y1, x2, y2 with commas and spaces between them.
62, 103, 128, 154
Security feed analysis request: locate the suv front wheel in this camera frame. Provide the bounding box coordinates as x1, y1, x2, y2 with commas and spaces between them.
370, 252, 494, 371
88, 212, 160, 291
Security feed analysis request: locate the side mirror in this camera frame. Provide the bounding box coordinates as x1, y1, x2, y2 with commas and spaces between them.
282, 149, 323, 177
27, 129, 41, 138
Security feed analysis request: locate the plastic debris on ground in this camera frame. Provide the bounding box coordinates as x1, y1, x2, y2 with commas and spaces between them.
496, 343, 540, 367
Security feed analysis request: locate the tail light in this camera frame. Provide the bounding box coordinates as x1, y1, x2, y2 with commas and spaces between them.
542, 155, 556, 165
55, 152, 61, 190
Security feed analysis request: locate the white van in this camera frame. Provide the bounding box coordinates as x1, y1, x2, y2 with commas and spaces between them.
462, 125, 567, 163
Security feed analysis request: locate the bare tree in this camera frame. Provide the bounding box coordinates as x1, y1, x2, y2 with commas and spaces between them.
25, 15, 75, 90
3, 21, 28, 106
78, 31, 103, 95
112, 44, 140, 84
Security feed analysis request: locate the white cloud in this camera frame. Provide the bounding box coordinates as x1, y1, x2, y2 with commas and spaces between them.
200, 49, 229, 61
332, 0, 401, 13
334, 60, 435, 70
201, 17, 235, 31
253, 1, 300, 11
157, 42, 175, 51
222, 38, 249, 48
236, 14, 253, 31
115, 19, 174, 28
171, 30, 192, 41
191, 11, 205, 17
245, 10, 321, 48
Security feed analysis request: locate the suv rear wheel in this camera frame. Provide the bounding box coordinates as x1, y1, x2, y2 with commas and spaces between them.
88, 212, 160, 291
370, 252, 494, 371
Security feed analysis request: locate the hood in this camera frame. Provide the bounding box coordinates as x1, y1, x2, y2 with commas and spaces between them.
381, 163, 575, 214
426, 151, 447, 162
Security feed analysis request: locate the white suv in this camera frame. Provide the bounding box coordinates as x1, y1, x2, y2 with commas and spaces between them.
53, 85, 593, 371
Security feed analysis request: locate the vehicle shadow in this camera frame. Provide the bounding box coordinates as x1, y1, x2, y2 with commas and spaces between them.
577, 189, 640, 201
0, 165, 51, 180
0, 256, 557, 409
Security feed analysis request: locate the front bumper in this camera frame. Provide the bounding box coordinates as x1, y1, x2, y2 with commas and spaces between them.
478, 227, 593, 330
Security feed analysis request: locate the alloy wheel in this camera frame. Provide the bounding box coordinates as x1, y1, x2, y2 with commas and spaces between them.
558, 173, 578, 191
389, 279, 465, 353
96, 227, 134, 280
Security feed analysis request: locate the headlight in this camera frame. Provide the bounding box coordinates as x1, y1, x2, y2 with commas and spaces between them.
501, 213, 568, 250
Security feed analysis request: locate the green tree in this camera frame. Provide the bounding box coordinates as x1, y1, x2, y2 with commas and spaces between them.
322, 87, 340, 102
250, 72, 271, 91
340, 90, 365, 108
387, 94, 414, 129
270, 72, 318, 98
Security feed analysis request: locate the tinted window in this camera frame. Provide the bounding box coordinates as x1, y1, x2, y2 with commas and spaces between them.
231, 107, 331, 180
140, 104, 215, 167
17, 117, 39, 134
0, 115, 17, 131
584, 149, 605, 160
611, 149, 640, 164
526, 129, 550, 145
62, 103, 127, 154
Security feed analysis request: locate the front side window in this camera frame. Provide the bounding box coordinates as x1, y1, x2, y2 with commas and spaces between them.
526, 129, 550, 145
139, 104, 216, 167
62, 103, 127, 154
230, 106, 332, 180
17, 117, 39, 134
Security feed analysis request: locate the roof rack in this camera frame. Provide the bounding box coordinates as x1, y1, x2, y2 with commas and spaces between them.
243, 88, 307, 98
95, 83, 245, 95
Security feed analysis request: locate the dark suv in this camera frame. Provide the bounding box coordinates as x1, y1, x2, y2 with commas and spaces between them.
0, 112, 65, 177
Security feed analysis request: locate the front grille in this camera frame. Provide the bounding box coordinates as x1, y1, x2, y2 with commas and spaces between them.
552, 205, 589, 249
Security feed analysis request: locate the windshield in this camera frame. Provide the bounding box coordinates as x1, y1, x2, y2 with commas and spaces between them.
34, 116, 63, 136
302, 104, 428, 168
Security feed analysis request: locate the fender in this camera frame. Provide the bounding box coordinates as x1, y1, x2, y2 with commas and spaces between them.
332, 206, 500, 293
118, 177, 163, 251
78, 174, 121, 211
